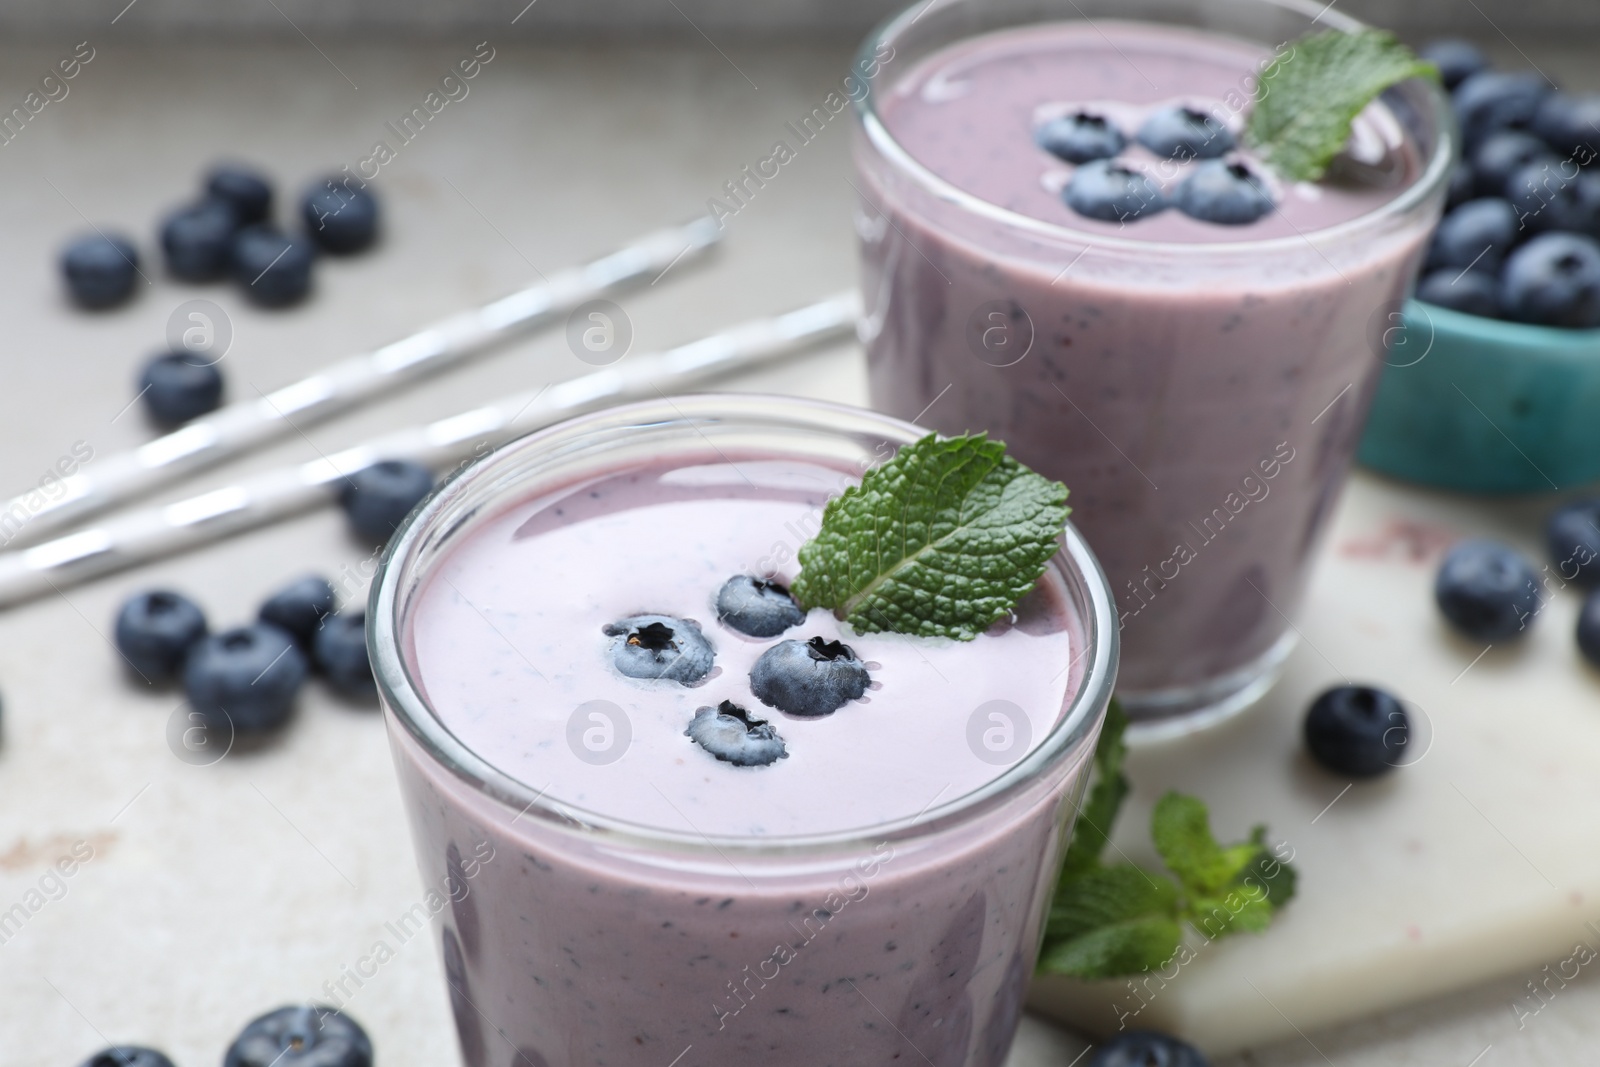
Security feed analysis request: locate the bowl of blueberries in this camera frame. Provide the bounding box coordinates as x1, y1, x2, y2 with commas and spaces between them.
1357, 39, 1600, 494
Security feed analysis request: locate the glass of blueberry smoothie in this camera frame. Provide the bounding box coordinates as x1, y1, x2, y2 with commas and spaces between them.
854, 0, 1453, 730
370, 395, 1117, 1067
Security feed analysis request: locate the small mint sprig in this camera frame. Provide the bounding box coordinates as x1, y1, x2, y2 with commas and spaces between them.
1246, 29, 1438, 183
791, 433, 1070, 641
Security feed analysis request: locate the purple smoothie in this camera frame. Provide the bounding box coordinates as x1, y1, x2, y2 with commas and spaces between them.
377, 404, 1114, 1067
857, 19, 1449, 716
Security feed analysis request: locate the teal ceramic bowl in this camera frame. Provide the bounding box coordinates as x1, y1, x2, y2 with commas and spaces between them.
1358, 299, 1600, 494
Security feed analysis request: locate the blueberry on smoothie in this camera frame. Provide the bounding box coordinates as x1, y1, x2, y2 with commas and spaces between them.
302, 180, 380, 255
224, 1004, 373, 1067
115, 589, 208, 682
1577, 590, 1600, 668
259, 574, 337, 648
339, 459, 436, 543
61, 232, 140, 309
1416, 268, 1501, 318
1545, 499, 1600, 586
1506, 162, 1600, 236
715, 575, 806, 637
603, 615, 714, 683
1088, 1030, 1208, 1067
1136, 105, 1234, 160
749, 636, 870, 718
233, 226, 315, 307
1035, 111, 1126, 164
314, 612, 375, 697
160, 198, 239, 281
78, 1048, 177, 1067
139, 350, 224, 426
1499, 233, 1600, 328
685, 699, 788, 767
1532, 92, 1600, 156
206, 163, 274, 227
1434, 539, 1542, 642
1419, 39, 1489, 91
1453, 71, 1552, 150
1470, 132, 1554, 199
1173, 160, 1275, 225
1303, 684, 1407, 778
1425, 197, 1518, 273
1064, 160, 1166, 222
183, 623, 309, 733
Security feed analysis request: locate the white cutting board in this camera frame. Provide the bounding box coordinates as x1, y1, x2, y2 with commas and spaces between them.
1027, 468, 1600, 1055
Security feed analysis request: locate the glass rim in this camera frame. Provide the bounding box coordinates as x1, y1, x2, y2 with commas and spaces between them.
368, 394, 1119, 857
852, 0, 1457, 258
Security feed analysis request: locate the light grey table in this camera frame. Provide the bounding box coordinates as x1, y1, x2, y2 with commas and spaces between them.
0, 33, 1594, 1067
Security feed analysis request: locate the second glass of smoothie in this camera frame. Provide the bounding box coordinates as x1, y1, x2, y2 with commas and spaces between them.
855, 0, 1452, 730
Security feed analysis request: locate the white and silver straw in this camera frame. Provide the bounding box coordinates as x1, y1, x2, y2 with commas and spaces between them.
0, 291, 861, 610
4, 216, 724, 546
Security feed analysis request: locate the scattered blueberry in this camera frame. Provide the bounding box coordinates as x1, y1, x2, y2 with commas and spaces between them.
1532, 92, 1600, 158
1136, 105, 1234, 160
79, 1048, 177, 1067
602, 615, 715, 683
1173, 160, 1275, 225
1506, 161, 1600, 235
114, 590, 207, 682
61, 232, 140, 309
314, 611, 374, 697
233, 226, 315, 307
206, 163, 274, 227
182, 622, 309, 733
138, 350, 224, 426
1446, 164, 1476, 210
1419, 39, 1489, 91
749, 636, 870, 718
1036, 111, 1126, 164
685, 700, 788, 767
1064, 160, 1166, 222
1089, 1030, 1209, 1067
1577, 590, 1600, 668
159, 198, 239, 281
1416, 268, 1501, 317
1470, 131, 1555, 199
1434, 539, 1542, 641
715, 575, 806, 637
1545, 498, 1600, 586
258, 574, 336, 648
1303, 685, 1407, 778
339, 459, 435, 543
302, 179, 380, 255
1499, 232, 1600, 328
1453, 71, 1553, 150
224, 1004, 373, 1067
1426, 197, 1518, 273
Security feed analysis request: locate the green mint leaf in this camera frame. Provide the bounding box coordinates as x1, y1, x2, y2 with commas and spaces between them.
1189, 892, 1275, 937
1038, 916, 1183, 980
1060, 699, 1130, 879
1151, 792, 1255, 898
1245, 29, 1437, 182
1244, 826, 1299, 912
792, 433, 1070, 640
1047, 864, 1179, 943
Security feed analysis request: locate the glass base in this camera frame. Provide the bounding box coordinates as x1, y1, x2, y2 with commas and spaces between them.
1121, 628, 1299, 743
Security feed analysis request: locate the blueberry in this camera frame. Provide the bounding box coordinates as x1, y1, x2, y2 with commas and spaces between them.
1434, 539, 1542, 642
314, 611, 374, 697
1136, 105, 1234, 160
233, 226, 315, 307
1064, 160, 1166, 222
1532, 93, 1600, 157
1446, 164, 1476, 210
1545, 499, 1600, 586
339, 459, 435, 543
78, 1048, 177, 1067
602, 615, 715, 683
685, 700, 788, 767
114, 590, 207, 682
1088, 1030, 1208, 1067
61, 232, 139, 309
138, 350, 224, 426
1470, 132, 1556, 199
182, 623, 309, 733
1303, 685, 1407, 778
259, 574, 336, 648
1506, 161, 1600, 236
1454, 71, 1553, 150
1416, 268, 1501, 318
1499, 233, 1600, 328
1419, 39, 1489, 91
302, 179, 380, 254
1578, 590, 1600, 668
1173, 160, 1275, 225
159, 198, 239, 281
1036, 111, 1127, 164
716, 575, 806, 637
224, 1004, 372, 1067
206, 163, 274, 226
750, 636, 870, 718
1426, 198, 1519, 273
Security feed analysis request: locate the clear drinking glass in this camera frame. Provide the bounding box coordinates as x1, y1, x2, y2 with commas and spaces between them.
369, 395, 1118, 1067
854, 0, 1453, 733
